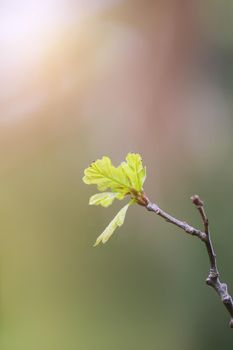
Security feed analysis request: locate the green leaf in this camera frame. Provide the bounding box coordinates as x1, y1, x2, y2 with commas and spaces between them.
89, 192, 124, 207
121, 153, 146, 192
83, 156, 130, 194
93, 202, 131, 246
83, 153, 147, 246
83, 153, 146, 196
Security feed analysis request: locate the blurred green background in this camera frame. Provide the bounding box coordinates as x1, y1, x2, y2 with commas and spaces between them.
0, 1, 233, 349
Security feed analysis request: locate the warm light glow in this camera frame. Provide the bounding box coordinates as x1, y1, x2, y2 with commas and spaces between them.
0, 0, 120, 122
0, 1, 69, 98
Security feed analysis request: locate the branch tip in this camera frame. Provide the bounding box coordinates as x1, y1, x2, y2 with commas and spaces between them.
191, 194, 204, 208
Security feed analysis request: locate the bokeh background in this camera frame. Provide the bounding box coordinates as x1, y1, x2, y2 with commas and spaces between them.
0, 0, 233, 349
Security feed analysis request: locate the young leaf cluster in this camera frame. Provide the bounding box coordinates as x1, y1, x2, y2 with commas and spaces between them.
83, 153, 147, 246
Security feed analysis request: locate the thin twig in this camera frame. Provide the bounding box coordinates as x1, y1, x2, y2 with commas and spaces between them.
146, 202, 207, 241
191, 195, 233, 328
145, 194, 233, 328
